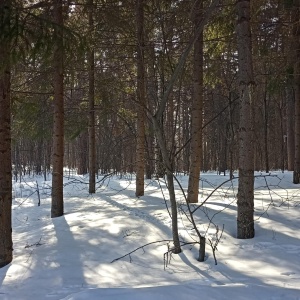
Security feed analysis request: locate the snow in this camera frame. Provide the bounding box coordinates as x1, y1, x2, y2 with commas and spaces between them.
1, 171, 300, 300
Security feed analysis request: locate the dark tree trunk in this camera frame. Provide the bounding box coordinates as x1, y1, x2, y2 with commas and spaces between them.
263, 90, 269, 173
236, 0, 255, 239
88, 0, 96, 193
145, 43, 156, 180
152, 117, 181, 254
0, 0, 13, 268
77, 132, 88, 175
286, 87, 295, 171
51, 0, 64, 218
286, 5, 295, 172
293, 0, 300, 183
135, 0, 145, 196
187, 0, 203, 203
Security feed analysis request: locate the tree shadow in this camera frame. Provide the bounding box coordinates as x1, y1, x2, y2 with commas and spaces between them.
0, 265, 10, 296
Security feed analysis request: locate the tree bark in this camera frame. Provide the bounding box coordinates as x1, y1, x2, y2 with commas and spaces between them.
51, 0, 64, 218
293, 0, 300, 183
77, 132, 88, 175
263, 89, 269, 173
236, 0, 255, 239
0, 0, 13, 268
152, 117, 181, 254
187, 0, 203, 204
145, 42, 156, 180
286, 5, 295, 172
148, 0, 219, 252
135, 0, 145, 196
286, 86, 295, 171
88, 0, 96, 193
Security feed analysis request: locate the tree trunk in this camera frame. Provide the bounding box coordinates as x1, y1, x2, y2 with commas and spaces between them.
236, 0, 255, 239
145, 133, 155, 179
77, 132, 88, 175
152, 117, 181, 254
51, 0, 64, 218
0, 0, 13, 268
145, 42, 156, 180
135, 0, 145, 196
198, 236, 206, 262
286, 86, 295, 171
286, 5, 295, 172
88, 0, 96, 193
293, 0, 300, 183
187, 0, 203, 203
263, 89, 269, 173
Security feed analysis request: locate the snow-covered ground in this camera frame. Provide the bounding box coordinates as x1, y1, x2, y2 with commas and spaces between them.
0, 171, 299, 300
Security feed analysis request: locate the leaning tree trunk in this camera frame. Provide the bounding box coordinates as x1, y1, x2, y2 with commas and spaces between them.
135, 0, 146, 196
293, 0, 300, 183
0, 0, 13, 268
51, 0, 64, 218
236, 0, 255, 239
148, 0, 219, 252
152, 117, 182, 254
187, 0, 204, 204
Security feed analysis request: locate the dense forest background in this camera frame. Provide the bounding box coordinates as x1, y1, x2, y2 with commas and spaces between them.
1, 0, 300, 268
6, 0, 297, 177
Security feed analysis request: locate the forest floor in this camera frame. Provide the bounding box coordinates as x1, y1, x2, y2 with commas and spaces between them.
0, 171, 299, 299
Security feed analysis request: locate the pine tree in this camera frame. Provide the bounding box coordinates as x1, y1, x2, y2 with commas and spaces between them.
293, 0, 300, 183
88, 0, 96, 194
187, 0, 204, 204
51, 0, 65, 218
135, 0, 146, 197
0, 0, 13, 268
236, 0, 255, 239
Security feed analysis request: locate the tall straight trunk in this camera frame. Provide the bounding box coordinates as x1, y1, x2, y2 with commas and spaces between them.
279, 101, 286, 171
88, 0, 96, 193
286, 6, 295, 172
263, 89, 269, 173
0, 0, 13, 268
51, 0, 64, 218
286, 86, 295, 171
187, 0, 203, 203
145, 129, 155, 179
135, 0, 145, 196
145, 42, 156, 180
228, 91, 236, 179
77, 132, 88, 175
236, 0, 255, 239
293, 0, 300, 183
